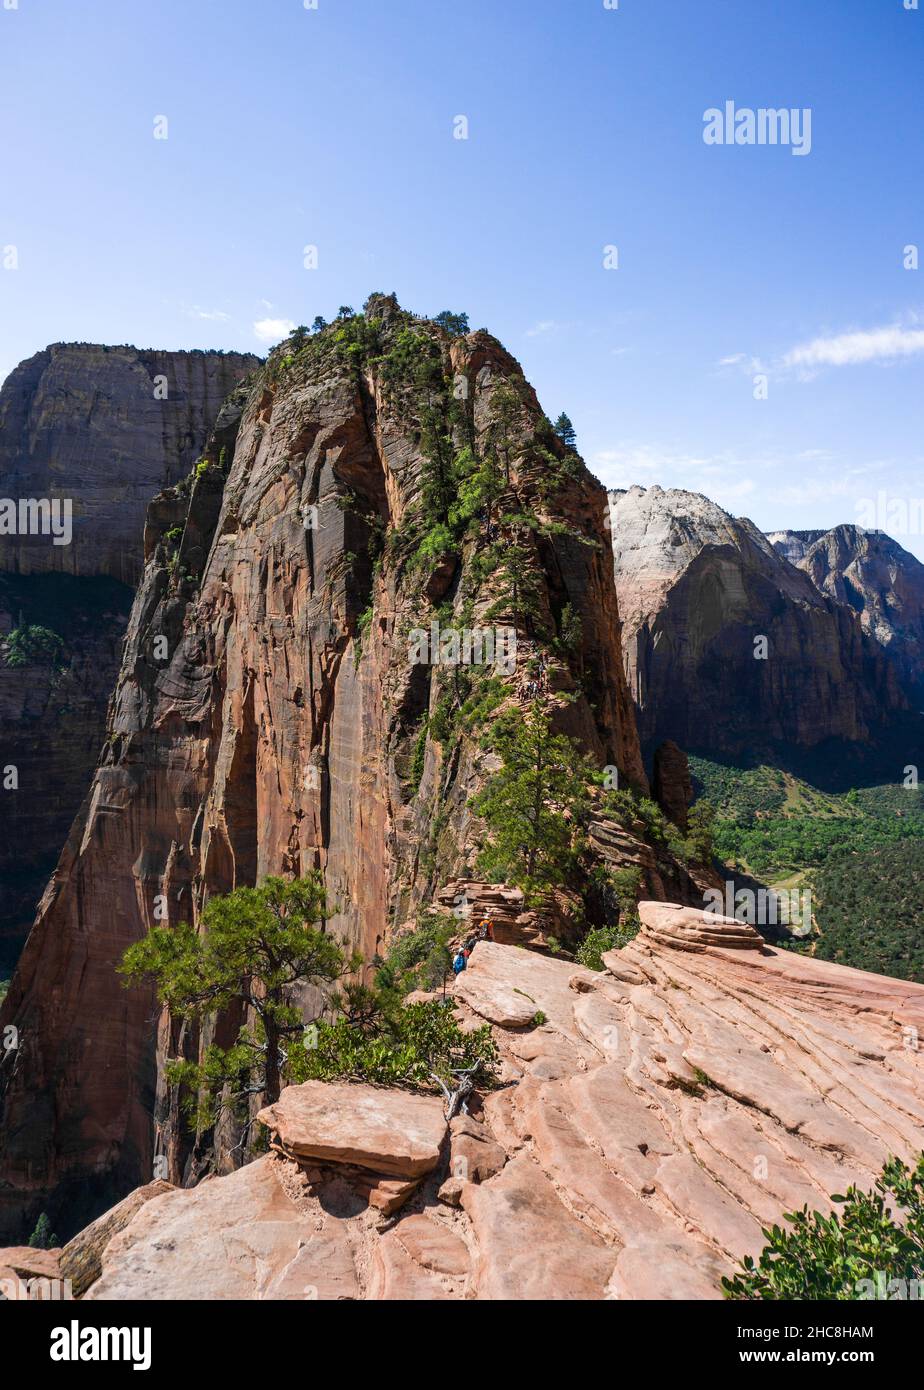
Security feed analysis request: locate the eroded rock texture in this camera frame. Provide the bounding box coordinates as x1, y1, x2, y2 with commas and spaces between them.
0, 346, 259, 962
608, 485, 906, 757
770, 525, 924, 704
0, 302, 647, 1241
55, 903, 924, 1301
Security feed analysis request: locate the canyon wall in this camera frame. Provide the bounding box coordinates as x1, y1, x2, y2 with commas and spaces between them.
0, 346, 259, 962
770, 524, 924, 703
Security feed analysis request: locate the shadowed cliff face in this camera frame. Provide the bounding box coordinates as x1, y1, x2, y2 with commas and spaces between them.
0, 346, 260, 965
770, 525, 924, 705
0, 344, 261, 585
608, 486, 907, 760
0, 301, 648, 1241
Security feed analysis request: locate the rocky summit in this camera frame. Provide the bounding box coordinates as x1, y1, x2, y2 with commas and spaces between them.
7, 901, 919, 1301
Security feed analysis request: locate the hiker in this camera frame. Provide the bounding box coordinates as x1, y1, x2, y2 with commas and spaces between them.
452, 949, 467, 975
478, 917, 495, 943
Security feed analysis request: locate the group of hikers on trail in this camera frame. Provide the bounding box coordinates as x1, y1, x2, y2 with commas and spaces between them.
452, 917, 495, 974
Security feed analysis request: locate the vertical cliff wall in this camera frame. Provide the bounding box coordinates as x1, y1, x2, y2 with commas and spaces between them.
0, 299, 648, 1240
0, 346, 260, 963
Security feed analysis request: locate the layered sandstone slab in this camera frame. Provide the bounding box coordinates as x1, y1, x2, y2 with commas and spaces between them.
84, 1157, 329, 1301
257, 1081, 447, 1177
62, 899, 924, 1301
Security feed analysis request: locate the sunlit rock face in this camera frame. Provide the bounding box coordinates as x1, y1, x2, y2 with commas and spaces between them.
608, 485, 906, 757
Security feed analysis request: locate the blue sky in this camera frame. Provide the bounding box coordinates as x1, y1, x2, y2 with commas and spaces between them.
2, 0, 923, 553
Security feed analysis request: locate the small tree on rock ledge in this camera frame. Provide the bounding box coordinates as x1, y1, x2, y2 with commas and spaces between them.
119, 874, 358, 1129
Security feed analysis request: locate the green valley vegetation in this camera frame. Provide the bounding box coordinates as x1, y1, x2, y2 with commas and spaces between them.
723, 1153, 924, 1300
119, 875, 496, 1134
689, 756, 924, 982
812, 840, 924, 981
690, 758, 924, 878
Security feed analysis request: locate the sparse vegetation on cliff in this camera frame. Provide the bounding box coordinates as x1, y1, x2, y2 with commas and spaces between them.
3, 623, 65, 668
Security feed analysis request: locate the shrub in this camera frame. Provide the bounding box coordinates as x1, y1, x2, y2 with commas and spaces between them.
295, 998, 498, 1093
28, 1212, 58, 1249
3, 624, 64, 668
723, 1154, 924, 1300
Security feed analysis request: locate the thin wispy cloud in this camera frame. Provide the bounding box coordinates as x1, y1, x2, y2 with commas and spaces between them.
783, 322, 924, 370
525, 320, 557, 338
253, 317, 296, 345
182, 304, 231, 323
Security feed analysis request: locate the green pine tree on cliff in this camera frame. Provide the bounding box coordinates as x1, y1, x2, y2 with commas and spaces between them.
473, 702, 591, 901
119, 874, 358, 1123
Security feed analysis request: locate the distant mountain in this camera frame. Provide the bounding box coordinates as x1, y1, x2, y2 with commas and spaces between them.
0, 344, 259, 965
769, 525, 924, 704
608, 485, 906, 760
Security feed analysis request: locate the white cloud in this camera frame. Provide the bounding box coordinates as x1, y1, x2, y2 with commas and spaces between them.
253, 317, 296, 345
188, 306, 230, 322
525, 320, 557, 338
783, 322, 924, 370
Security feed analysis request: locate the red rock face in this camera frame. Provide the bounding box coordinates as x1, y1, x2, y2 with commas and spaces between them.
0, 304, 646, 1241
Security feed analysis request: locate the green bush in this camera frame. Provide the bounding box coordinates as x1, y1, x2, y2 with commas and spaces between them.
28, 1212, 58, 1249
295, 998, 497, 1093
723, 1154, 924, 1300
3, 624, 64, 668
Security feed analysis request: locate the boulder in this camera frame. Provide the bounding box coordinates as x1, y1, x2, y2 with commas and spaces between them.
60, 1180, 174, 1297
257, 1081, 447, 1178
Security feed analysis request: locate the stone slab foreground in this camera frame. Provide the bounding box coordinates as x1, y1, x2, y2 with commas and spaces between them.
257, 1080, 447, 1177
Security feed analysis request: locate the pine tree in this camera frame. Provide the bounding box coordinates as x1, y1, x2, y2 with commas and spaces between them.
28, 1212, 58, 1249
553, 412, 577, 449
434, 310, 470, 337
473, 703, 592, 898
119, 875, 358, 1120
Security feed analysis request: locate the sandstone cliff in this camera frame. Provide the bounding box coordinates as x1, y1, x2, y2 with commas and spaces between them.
0, 300, 658, 1241
0, 346, 259, 963
608, 485, 906, 758
770, 525, 924, 704
13, 904, 922, 1301
0, 344, 260, 584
